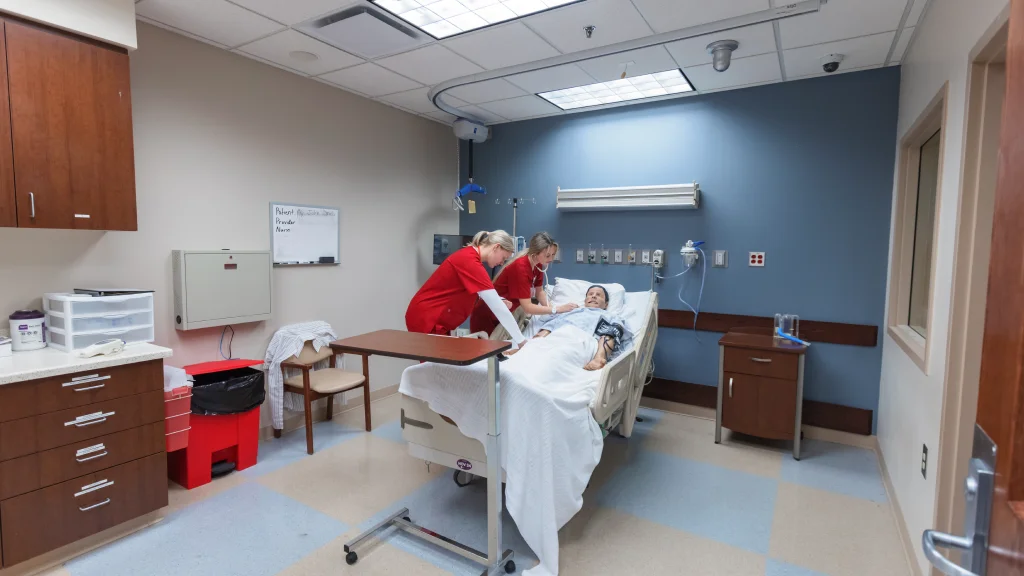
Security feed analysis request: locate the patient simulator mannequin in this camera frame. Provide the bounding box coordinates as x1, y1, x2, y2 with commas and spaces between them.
506, 285, 633, 371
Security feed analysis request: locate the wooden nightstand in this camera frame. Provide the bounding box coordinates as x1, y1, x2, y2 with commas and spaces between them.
714, 332, 808, 459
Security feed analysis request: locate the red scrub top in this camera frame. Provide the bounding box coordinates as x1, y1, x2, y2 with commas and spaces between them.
469, 255, 543, 335
406, 246, 495, 335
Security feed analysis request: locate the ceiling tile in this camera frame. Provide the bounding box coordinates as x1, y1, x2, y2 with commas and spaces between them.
229, 0, 359, 24
683, 52, 780, 92
461, 105, 506, 123
136, 0, 283, 48
783, 31, 895, 78
378, 87, 440, 114
891, 27, 914, 62
479, 95, 560, 120
630, 0, 770, 34
778, 0, 904, 49
525, 0, 652, 53
136, 16, 230, 49
377, 44, 484, 85
443, 22, 559, 69
906, 0, 928, 26
423, 110, 459, 124
318, 63, 421, 96
665, 23, 776, 68
236, 29, 362, 75
505, 63, 596, 93
447, 79, 527, 104
576, 46, 677, 82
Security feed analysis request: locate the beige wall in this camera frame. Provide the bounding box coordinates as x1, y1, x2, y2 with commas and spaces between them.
0, 0, 137, 49
0, 23, 457, 405
876, 0, 1009, 573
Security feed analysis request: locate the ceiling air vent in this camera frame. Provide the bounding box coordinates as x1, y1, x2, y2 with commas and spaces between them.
298, 3, 429, 60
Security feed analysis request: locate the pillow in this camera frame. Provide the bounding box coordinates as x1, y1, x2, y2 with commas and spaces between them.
550, 278, 627, 316
621, 291, 653, 334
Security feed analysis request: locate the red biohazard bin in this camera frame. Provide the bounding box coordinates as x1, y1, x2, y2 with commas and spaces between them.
167, 359, 263, 489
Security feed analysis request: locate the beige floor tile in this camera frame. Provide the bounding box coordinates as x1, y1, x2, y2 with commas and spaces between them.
560, 507, 765, 576
166, 472, 249, 513
643, 411, 784, 478
257, 433, 441, 525
337, 393, 401, 431
276, 532, 449, 576
770, 482, 910, 576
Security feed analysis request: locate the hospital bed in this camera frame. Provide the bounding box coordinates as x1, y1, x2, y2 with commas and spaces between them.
400, 289, 659, 482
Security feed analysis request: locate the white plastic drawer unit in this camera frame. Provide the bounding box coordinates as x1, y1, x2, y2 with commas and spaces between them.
172, 250, 272, 330
43, 293, 156, 352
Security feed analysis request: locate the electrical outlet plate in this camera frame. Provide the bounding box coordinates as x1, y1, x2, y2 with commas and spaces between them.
641, 250, 651, 264
749, 251, 765, 267
627, 250, 636, 264
601, 249, 609, 263
588, 250, 597, 263
554, 247, 561, 262
713, 250, 728, 268
576, 249, 585, 263
613, 249, 623, 264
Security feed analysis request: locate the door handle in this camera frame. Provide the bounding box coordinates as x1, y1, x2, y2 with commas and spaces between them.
729, 377, 733, 398
29, 192, 35, 219
922, 530, 978, 576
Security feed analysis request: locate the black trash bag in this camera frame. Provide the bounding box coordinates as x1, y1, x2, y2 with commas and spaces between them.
191, 367, 265, 416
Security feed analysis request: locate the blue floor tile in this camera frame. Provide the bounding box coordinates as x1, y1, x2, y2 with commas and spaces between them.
371, 418, 405, 445
67, 483, 347, 576
242, 420, 364, 477
766, 559, 830, 576
781, 439, 887, 503
356, 474, 538, 575
597, 449, 778, 554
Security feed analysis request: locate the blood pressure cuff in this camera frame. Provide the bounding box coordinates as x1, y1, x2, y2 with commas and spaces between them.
594, 318, 625, 351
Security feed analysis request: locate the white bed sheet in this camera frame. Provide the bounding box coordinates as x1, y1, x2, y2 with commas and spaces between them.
399, 326, 604, 576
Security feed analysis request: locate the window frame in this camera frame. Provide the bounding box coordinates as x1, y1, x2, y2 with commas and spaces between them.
887, 84, 948, 374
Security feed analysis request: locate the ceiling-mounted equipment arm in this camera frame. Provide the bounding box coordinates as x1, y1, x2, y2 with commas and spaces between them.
429, 0, 827, 124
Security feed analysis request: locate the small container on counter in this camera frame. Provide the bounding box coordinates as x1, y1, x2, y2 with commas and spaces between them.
9, 310, 46, 351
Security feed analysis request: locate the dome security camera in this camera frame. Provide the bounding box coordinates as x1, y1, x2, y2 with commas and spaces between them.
821, 53, 844, 73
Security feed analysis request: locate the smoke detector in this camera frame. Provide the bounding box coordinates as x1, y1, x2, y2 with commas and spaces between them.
706, 40, 739, 72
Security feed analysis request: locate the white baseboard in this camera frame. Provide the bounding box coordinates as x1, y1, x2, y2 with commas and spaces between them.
877, 442, 924, 576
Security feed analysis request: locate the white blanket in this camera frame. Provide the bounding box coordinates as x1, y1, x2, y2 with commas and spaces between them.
399, 326, 605, 576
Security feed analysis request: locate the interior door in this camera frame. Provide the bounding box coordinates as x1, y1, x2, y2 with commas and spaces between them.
923, 1, 1024, 573
5, 20, 73, 229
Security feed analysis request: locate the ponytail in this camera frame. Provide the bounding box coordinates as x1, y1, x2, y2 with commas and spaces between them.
468, 230, 515, 253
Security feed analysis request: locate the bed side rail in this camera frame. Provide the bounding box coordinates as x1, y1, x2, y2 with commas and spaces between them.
592, 347, 635, 425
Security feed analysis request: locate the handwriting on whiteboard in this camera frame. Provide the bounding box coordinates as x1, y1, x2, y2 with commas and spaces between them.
271, 203, 340, 265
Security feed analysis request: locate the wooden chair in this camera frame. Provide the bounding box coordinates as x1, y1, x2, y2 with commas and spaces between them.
278, 341, 371, 455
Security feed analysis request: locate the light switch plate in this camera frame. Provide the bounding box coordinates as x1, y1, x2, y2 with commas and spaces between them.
576, 249, 585, 263
713, 250, 728, 268
749, 252, 765, 267
613, 249, 623, 264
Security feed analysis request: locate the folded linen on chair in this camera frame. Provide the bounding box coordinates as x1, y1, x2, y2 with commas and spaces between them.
263, 321, 337, 429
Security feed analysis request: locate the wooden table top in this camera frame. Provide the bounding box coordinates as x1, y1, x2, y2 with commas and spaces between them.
719, 332, 808, 355
329, 329, 511, 366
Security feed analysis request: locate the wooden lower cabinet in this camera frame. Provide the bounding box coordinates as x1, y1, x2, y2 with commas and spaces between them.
1, 453, 167, 566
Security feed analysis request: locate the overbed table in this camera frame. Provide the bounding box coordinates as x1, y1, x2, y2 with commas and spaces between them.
330, 330, 515, 575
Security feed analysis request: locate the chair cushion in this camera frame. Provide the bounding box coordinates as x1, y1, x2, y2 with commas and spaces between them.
285, 368, 365, 394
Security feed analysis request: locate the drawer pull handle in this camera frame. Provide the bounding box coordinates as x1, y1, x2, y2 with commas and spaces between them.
750, 357, 773, 363
65, 411, 115, 427
76, 451, 108, 463
729, 377, 733, 398
63, 375, 111, 388
79, 498, 111, 512
75, 479, 114, 497
72, 384, 106, 392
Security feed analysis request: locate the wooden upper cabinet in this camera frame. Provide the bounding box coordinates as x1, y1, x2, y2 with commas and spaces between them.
4, 19, 137, 231
0, 21, 16, 228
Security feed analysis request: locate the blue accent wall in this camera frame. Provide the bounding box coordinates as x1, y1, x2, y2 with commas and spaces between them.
459, 67, 900, 430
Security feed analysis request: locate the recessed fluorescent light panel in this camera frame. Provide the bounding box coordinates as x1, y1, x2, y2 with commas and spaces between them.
371, 0, 585, 39
538, 69, 695, 110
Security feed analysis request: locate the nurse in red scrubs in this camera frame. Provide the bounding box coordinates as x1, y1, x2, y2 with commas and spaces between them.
406, 229, 527, 347
469, 231, 578, 335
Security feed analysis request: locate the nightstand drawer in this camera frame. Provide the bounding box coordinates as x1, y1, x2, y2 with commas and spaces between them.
0, 391, 164, 461
723, 347, 799, 380
0, 360, 162, 423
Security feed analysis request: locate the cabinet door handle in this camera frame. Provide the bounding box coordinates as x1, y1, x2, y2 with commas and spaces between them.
750, 357, 773, 363
79, 498, 111, 512
29, 192, 35, 219
729, 377, 733, 398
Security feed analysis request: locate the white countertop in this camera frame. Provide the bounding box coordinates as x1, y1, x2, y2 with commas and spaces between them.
0, 343, 173, 385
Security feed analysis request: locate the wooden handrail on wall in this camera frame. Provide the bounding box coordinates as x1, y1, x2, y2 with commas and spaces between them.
658, 310, 879, 347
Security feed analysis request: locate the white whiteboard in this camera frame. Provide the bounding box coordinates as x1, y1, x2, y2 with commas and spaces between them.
270, 202, 340, 265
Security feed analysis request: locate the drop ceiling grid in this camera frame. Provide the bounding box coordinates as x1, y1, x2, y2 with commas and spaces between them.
135, 0, 920, 125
